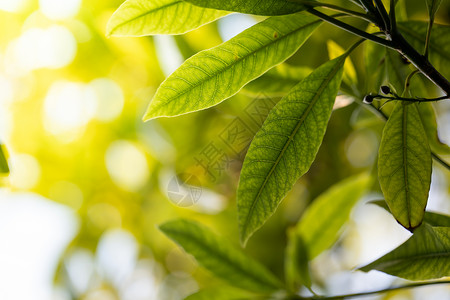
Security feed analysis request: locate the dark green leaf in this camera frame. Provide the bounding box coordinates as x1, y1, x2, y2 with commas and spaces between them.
378, 102, 432, 230
237, 54, 347, 245
360, 224, 450, 280
184, 0, 306, 16
398, 21, 450, 79
143, 13, 321, 120
0, 144, 9, 174
426, 0, 442, 22
370, 200, 450, 227
296, 173, 370, 258
159, 219, 282, 292
242, 64, 312, 97
106, 0, 228, 36
385, 48, 411, 95
285, 228, 311, 292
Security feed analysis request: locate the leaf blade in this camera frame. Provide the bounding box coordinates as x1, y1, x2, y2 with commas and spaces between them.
144, 13, 321, 120
159, 219, 282, 292
378, 102, 432, 230
0, 144, 9, 174
184, 0, 306, 16
237, 55, 347, 245
360, 224, 450, 280
296, 173, 370, 258
107, 0, 228, 36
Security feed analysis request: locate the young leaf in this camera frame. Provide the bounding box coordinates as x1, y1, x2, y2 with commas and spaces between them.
327, 40, 357, 85
106, 0, 228, 36
237, 54, 347, 246
426, 0, 442, 23
143, 13, 321, 120
285, 228, 311, 292
296, 173, 370, 258
369, 200, 450, 227
0, 144, 9, 174
360, 224, 450, 280
242, 64, 312, 97
183, 0, 306, 16
159, 219, 282, 292
378, 102, 432, 231
398, 22, 450, 79
417, 102, 450, 154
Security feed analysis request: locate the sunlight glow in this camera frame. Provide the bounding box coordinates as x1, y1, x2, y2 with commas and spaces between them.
0, 0, 29, 12
88, 78, 124, 122
105, 141, 150, 191
43, 80, 96, 141
9, 153, 41, 190
6, 26, 77, 75
39, 0, 81, 20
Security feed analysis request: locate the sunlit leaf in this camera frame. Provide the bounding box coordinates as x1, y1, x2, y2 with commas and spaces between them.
360, 224, 450, 280
0, 144, 9, 174
417, 102, 450, 154
285, 228, 311, 292
398, 21, 450, 79
237, 54, 347, 245
143, 13, 321, 120
242, 64, 312, 97
370, 200, 450, 227
296, 173, 370, 258
327, 40, 357, 85
184, 287, 254, 300
184, 0, 306, 15
378, 102, 432, 230
159, 219, 282, 292
107, 0, 228, 36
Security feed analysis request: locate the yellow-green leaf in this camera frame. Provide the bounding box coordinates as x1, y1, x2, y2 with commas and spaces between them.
237, 54, 347, 245
184, 0, 306, 15
327, 40, 357, 85
143, 13, 321, 120
360, 224, 450, 280
378, 102, 432, 230
285, 228, 311, 292
296, 173, 370, 258
107, 0, 228, 36
159, 219, 282, 292
0, 144, 9, 174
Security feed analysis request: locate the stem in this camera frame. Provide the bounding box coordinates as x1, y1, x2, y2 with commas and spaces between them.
374, 0, 391, 32
424, 20, 433, 59
290, 0, 376, 23
307, 8, 395, 49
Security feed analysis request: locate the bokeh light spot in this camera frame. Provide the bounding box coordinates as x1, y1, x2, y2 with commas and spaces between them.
88, 78, 124, 122
39, 0, 81, 20
9, 153, 41, 189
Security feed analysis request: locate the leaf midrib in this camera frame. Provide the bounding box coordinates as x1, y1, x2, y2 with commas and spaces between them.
402, 104, 412, 228
242, 58, 344, 238
369, 250, 450, 270
151, 18, 322, 115
164, 227, 281, 289
110, 0, 184, 34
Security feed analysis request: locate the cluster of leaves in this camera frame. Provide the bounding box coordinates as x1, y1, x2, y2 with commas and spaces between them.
108, 0, 450, 298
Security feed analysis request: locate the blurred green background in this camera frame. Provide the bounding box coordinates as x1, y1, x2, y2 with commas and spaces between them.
0, 0, 449, 299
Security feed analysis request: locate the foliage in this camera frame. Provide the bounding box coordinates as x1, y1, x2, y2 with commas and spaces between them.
106, 0, 450, 298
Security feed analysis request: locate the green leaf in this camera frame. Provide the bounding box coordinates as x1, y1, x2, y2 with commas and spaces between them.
143, 13, 321, 120
285, 228, 311, 292
242, 64, 312, 97
417, 102, 450, 154
385, 48, 410, 95
0, 144, 9, 174
184, 287, 254, 300
184, 0, 306, 15
360, 224, 450, 280
426, 0, 442, 22
159, 219, 282, 292
296, 173, 370, 258
369, 200, 450, 227
237, 54, 347, 246
378, 102, 432, 230
398, 21, 450, 79
106, 0, 228, 36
